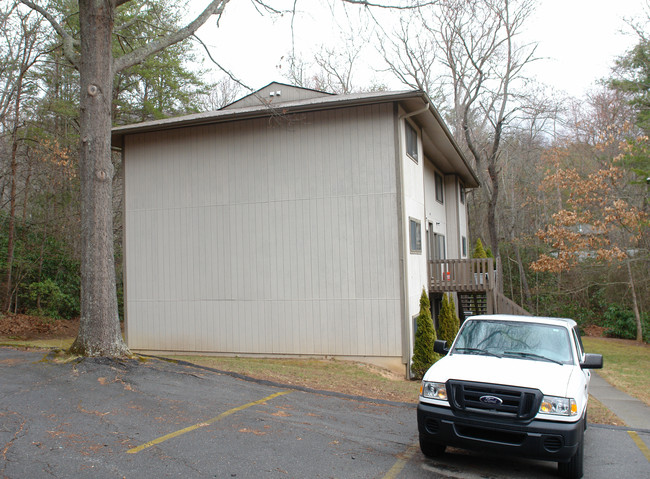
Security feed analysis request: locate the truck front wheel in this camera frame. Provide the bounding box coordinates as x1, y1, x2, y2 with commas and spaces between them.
419, 436, 446, 458
558, 439, 584, 479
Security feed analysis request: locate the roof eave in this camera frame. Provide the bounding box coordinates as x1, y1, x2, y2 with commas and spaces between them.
111, 90, 422, 142
111, 89, 479, 187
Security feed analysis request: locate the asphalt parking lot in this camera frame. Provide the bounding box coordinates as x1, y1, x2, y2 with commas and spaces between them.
1, 347, 648, 478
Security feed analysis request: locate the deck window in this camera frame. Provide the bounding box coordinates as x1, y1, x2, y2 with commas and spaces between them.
409, 218, 422, 254
462, 236, 467, 258
405, 122, 418, 163
435, 172, 444, 203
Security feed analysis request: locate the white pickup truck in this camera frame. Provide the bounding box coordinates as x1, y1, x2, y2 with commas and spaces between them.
417, 314, 603, 479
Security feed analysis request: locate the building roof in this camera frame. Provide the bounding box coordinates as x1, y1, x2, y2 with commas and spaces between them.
111, 83, 480, 187
221, 81, 334, 109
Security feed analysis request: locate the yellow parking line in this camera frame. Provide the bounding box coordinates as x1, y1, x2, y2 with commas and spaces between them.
382, 443, 419, 479
628, 431, 650, 462
127, 390, 291, 454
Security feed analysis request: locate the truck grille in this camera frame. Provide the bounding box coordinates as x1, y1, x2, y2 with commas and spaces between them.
447, 380, 542, 421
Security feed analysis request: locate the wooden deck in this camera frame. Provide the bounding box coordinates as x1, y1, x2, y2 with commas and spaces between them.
428, 258, 499, 293
429, 257, 530, 316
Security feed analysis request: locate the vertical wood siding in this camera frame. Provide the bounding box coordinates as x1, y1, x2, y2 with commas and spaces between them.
124, 104, 402, 358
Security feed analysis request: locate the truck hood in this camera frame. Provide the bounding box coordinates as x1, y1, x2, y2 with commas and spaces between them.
423, 354, 576, 397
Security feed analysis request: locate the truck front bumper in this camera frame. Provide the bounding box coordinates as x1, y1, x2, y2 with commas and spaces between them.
417, 401, 584, 462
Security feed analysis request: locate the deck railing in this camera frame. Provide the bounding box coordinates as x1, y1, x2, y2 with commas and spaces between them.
495, 291, 531, 316
428, 258, 499, 293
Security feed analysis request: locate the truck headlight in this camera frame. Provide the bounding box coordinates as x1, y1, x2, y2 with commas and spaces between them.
421, 381, 447, 400
539, 396, 578, 416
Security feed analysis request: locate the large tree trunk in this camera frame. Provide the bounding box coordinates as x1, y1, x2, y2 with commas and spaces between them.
70, 0, 129, 357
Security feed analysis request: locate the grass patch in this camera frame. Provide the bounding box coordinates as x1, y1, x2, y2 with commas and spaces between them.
0, 338, 74, 350
587, 395, 624, 426
170, 355, 420, 403
583, 337, 650, 406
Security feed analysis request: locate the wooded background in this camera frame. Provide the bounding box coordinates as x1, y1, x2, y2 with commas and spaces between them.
1, 0, 648, 343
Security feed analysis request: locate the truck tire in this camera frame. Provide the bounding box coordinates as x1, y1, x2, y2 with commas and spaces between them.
558, 438, 583, 479
419, 436, 446, 458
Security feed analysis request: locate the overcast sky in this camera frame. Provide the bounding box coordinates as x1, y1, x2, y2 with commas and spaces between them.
193, 0, 647, 98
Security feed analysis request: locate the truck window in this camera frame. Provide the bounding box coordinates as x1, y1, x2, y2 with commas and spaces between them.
572, 326, 585, 360
453, 320, 574, 364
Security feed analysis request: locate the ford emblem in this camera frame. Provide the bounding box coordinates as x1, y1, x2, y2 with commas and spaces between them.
480, 395, 503, 405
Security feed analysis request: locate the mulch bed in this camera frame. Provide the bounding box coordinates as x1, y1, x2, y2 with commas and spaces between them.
0, 313, 79, 339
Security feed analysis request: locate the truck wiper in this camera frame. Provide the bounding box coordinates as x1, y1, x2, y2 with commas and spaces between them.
454, 347, 502, 358
503, 351, 563, 365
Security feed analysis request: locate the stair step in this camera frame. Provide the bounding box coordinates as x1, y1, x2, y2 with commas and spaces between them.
459, 293, 488, 316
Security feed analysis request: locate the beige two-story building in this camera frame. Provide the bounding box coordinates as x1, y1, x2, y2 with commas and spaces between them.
112, 82, 497, 375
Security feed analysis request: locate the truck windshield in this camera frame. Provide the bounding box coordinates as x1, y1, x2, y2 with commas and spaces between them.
451, 320, 574, 365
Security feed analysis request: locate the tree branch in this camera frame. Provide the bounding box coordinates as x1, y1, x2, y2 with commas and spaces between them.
113, 0, 230, 73
192, 34, 254, 94
18, 0, 79, 68
341, 0, 439, 9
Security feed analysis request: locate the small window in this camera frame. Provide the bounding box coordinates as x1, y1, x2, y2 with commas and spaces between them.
409, 218, 422, 254
435, 172, 444, 203
405, 122, 418, 163
461, 236, 467, 257
459, 181, 465, 204
437, 234, 446, 260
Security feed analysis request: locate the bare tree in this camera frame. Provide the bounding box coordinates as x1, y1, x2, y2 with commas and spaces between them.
1, 2, 44, 313
201, 76, 243, 110
278, 6, 371, 94
380, 0, 539, 257
376, 17, 439, 96
280, 42, 361, 94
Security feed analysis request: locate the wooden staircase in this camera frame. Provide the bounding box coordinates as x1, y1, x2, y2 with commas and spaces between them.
457, 290, 529, 320
429, 258, 530, 319
458, 293, 489, 317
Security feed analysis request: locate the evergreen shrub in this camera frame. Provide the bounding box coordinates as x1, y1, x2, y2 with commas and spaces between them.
603, 304, 649, 342
26, 279, 77, 319
438, 293, 460, 347
472, 238, 487, 259
411, 288, 439, 379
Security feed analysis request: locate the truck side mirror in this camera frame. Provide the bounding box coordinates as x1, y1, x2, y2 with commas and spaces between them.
580, 353, 603, 369
434, 339, 449, 355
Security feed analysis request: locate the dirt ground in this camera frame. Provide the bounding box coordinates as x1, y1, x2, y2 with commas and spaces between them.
0, 313, 79, 339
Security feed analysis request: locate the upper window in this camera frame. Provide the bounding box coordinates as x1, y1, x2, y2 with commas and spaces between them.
409, 218, 422, 254
435, 172, 444, 203
405, 122, 418, 163
459, 181, 465, 204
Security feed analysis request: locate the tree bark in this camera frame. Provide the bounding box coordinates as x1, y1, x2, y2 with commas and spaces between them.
69, 0, 129, 356
513, 242, 532, 311
626, 261, 643, 343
